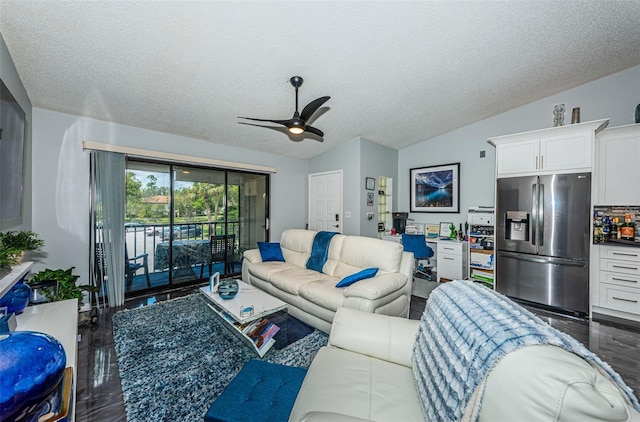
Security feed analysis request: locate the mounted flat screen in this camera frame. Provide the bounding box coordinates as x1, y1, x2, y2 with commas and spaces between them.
0, 78, 26, 224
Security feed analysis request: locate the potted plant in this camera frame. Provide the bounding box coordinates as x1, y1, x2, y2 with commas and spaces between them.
0, 231, 45, 264
0, 239, 23, 279
27, 267, 96, 308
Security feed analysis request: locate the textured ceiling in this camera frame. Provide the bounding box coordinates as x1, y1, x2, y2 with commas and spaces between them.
1, 1, 639, 159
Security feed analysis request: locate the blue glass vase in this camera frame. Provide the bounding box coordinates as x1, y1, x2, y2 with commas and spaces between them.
218, 279, 239, 299
0, 283, 31, 314
0, 331, 66, 421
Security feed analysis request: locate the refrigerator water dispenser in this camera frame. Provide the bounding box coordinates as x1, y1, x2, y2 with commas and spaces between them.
505, 211, 529, 241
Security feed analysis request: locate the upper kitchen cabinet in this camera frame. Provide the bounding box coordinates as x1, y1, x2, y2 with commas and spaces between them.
489, 119, 610, 178
595, 124, 640, 205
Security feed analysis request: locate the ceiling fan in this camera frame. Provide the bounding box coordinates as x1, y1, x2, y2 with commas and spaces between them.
239, 76, 330, 139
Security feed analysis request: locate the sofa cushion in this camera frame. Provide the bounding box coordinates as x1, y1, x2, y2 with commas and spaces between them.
269, 268, 331, 296
333, 236, 403, 278
281, 229, 317, 268
257, 242, 285, 262
480, 345, 639, 422
412, 280, 640, 421
320, 235, 345, 276
335, 268, 378, 288
289, 346, 424, 422
248, 261, 295, 281
299, 279, 346, 311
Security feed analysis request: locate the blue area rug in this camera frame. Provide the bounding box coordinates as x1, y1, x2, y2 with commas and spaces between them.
112, 294, 328, 422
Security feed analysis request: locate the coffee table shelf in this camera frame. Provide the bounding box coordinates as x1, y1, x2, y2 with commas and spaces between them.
199, 281, 287, 357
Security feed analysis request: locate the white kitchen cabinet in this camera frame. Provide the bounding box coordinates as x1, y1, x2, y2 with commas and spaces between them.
592, 245, 640, 322
595, 124, 640, 205
489, 119, 609, 178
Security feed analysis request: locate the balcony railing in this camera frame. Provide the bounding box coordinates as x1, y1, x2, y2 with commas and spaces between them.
125, 221, 240, 272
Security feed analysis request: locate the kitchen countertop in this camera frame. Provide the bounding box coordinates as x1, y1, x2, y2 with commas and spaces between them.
597, 239, 640, 248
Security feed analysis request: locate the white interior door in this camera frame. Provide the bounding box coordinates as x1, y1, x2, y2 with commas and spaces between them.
309, 171, 343, 233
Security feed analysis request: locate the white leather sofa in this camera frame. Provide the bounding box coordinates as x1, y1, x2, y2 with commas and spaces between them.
242, 229, 413, 333
289, 307, 640, 422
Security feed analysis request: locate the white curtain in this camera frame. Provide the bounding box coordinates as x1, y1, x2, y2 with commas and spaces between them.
91, 150, 126, 307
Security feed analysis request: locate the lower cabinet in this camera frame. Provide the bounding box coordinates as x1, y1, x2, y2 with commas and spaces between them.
593, 245, 640, 321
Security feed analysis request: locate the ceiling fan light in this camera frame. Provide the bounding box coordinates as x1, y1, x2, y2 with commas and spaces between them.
289, 126, 304, 135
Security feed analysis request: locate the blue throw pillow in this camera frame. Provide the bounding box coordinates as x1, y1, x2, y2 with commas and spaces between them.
336, 268, 379, 288
257, 242, 285, 262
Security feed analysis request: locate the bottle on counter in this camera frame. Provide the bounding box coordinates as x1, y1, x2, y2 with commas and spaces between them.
602, 215, 611, 241
611, 216, 619, 240
621, 213, 635, 241
593, 212, 603, 244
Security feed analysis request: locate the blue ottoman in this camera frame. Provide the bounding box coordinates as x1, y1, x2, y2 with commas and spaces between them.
204, 359, 307, 422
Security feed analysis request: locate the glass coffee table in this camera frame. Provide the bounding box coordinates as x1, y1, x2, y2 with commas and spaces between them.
199, 280, 287, 357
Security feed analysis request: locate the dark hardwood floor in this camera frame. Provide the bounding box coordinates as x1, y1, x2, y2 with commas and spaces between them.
75, 287, 640, 421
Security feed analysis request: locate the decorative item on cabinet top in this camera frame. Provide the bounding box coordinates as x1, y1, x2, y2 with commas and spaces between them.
553, 103, 565, 127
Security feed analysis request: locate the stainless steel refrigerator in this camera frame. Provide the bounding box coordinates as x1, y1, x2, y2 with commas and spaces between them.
496, 173, 591, 315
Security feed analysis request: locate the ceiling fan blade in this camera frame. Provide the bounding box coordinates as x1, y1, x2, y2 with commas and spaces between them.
238, 117, 292, 126
304, 125, 324, 138
300, 96, 330, 122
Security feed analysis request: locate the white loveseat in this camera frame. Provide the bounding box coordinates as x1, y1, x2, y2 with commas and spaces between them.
290, 298, 640, 422
241, 229, 413, 333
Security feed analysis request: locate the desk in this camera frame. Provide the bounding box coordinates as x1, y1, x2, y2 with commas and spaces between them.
154, 240, 211, 278
383, 235, 468, 281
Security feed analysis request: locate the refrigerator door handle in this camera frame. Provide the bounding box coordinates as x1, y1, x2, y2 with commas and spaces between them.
538, 183, 544, 247
531, 183, 537, 246
500, 251, 587, 267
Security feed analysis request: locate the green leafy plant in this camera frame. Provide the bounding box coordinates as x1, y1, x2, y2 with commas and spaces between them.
0, 246, 19, 276
0, 231, 45, 268
0, 240, 22, 271
0, 230, 45, 252
28, 267, 96, 306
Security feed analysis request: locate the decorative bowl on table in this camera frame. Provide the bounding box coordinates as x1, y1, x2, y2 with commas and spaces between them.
218, 279, 239, 299
0, 331, 66, 421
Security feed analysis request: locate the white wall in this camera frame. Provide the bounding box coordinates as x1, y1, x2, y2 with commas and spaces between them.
360, 138, 397, 238
309, 137, 398, 237
309, 137, 362, 235
398, 65, 640, 231
0, 34, 32, 232
31, 108, 309, 284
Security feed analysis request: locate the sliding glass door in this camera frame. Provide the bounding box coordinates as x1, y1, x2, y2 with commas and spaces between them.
122, 159, 268, 295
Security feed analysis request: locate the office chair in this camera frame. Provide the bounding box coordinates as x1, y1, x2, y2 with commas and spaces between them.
401, 234, 434, 280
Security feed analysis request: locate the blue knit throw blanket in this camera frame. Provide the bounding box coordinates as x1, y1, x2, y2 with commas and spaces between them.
306, 231, 338, 272
412, 280, 640, 422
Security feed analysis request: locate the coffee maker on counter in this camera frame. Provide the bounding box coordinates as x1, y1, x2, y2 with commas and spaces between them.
392, 212, 409, 234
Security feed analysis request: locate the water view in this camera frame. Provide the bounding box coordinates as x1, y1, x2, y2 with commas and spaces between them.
414, 169, 453, 207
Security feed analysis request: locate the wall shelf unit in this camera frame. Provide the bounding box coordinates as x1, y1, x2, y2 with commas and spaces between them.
468, 208, 495, 288
378, 177, 392, 238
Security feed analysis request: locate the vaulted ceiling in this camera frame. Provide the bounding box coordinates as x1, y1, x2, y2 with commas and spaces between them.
1, 1, 639, 159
